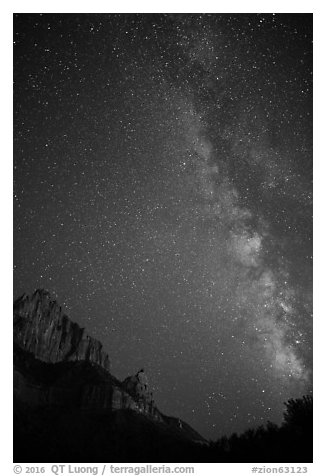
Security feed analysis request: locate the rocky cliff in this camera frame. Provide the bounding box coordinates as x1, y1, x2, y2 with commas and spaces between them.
14, 289, 110, 371
13, 289, 206, 457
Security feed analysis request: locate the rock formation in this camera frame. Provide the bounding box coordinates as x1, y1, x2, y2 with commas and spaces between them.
13, 290, 164, 420
14, 289, 110, 371
13, 289, 206, 452
122, 369, 161, 420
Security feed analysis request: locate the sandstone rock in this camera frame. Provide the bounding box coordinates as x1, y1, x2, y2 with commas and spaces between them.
123, 369, 151, 400
13, 289, 205, 443
14, 289, 110, 371
122, 369, 162, 420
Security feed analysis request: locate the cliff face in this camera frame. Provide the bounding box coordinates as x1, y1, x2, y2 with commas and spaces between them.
13, 290, 162, 419
13, 289, 206, 449
14, 289, 110, 371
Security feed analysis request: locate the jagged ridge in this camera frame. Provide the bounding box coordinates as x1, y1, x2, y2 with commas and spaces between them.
14, 289, 110, 371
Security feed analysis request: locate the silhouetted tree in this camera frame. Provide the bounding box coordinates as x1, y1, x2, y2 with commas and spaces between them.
283, 395, 313, 433
209, 395, 313, 462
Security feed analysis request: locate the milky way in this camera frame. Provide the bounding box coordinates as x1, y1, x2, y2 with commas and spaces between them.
14, 13, 312, 439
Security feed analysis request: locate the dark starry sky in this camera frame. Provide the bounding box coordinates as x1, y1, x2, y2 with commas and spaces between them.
13, 13, 312, 440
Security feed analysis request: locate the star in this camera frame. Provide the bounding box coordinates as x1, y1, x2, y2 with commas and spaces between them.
14, 13, 312, 439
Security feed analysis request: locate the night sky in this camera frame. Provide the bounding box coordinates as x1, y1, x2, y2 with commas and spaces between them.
13, 13, 312, 440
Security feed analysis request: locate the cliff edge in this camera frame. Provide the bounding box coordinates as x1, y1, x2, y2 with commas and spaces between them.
14, 289, 110, 371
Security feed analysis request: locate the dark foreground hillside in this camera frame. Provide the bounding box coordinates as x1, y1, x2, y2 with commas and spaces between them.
13, 386, 313, 462
14, 401, 206, 462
